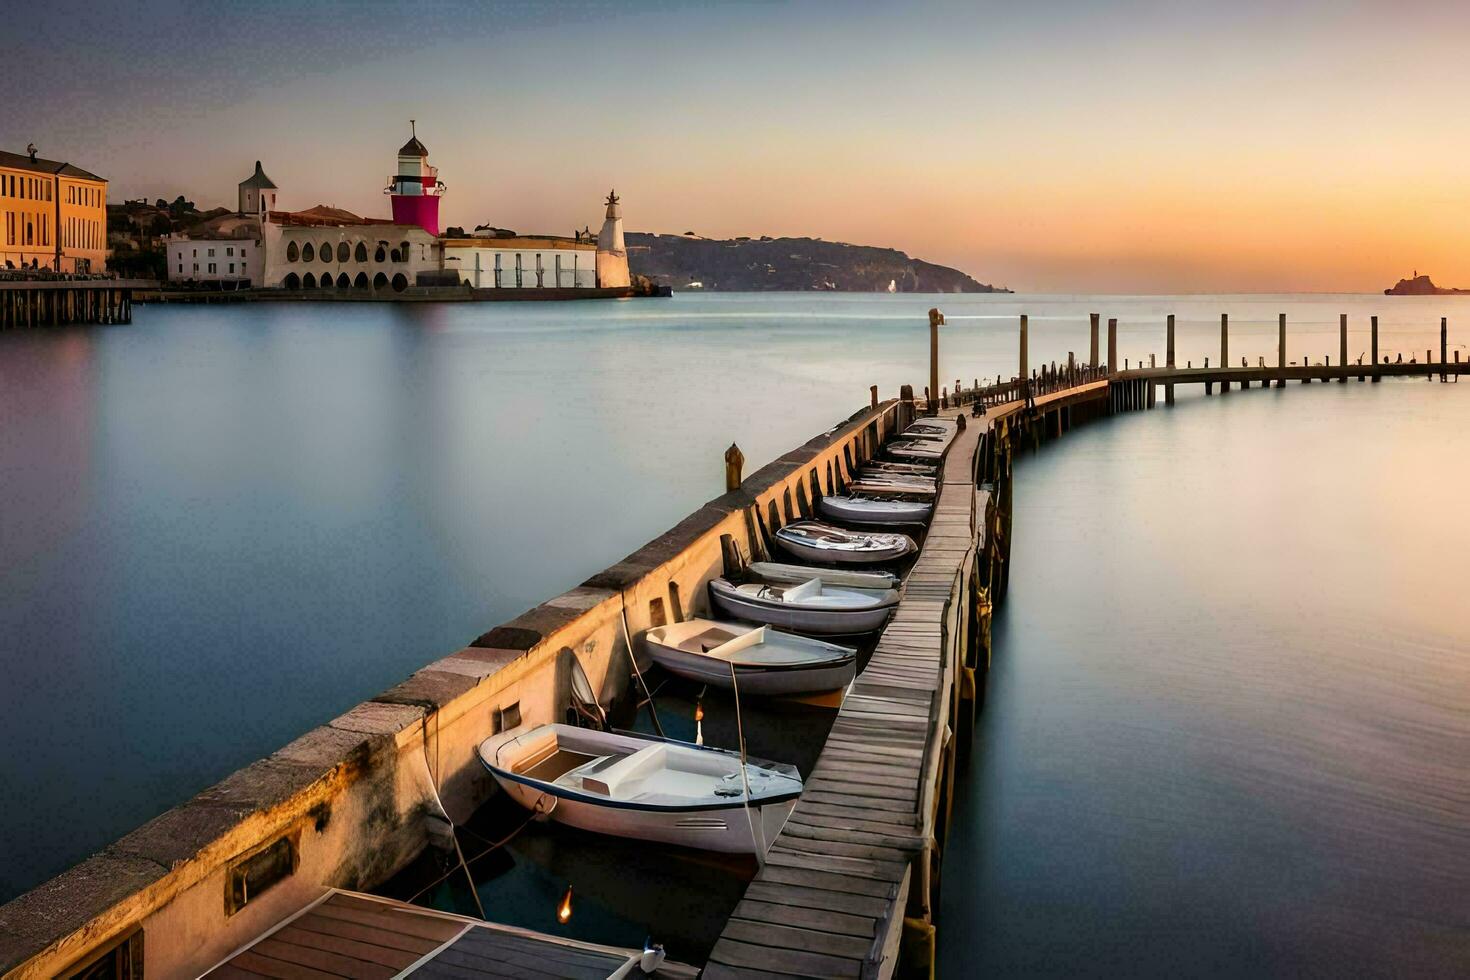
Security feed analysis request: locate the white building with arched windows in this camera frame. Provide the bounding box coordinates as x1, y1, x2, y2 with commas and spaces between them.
259, 206, 441, 293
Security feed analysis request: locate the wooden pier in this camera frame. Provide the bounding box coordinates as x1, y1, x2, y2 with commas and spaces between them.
710, 308, 1463, 977
0, 279, 148, 329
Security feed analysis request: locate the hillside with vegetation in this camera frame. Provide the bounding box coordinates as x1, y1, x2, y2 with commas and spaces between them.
626, 233, 1007, 293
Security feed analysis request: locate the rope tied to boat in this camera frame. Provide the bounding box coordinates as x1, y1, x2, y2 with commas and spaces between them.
619, 590, 666, 738
728, 661, 768, 864
419, 711, 487, 919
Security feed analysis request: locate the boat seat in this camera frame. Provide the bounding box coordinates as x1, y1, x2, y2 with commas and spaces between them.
582, 744, 669, 797
680, 625, 742, 653
782, 578, 824, 603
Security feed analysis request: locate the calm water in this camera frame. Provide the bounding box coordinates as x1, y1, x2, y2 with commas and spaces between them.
2, 294, 1468, 968
940, 381, 1470, 977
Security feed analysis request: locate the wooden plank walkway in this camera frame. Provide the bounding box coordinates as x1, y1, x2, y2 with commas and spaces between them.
705, 416, 985, 979
201, 889, 698, 979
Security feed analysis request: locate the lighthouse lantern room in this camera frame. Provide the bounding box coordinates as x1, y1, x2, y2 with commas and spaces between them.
385, 120, 446, 236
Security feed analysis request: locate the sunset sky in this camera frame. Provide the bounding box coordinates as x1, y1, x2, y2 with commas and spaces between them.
8, 0, 1470, 292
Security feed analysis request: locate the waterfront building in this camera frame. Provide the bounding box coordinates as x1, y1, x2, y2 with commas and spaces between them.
441, 232, 598, 288
164, 163, 276, 285
0, 144, 107, 273
186, 125, 632, 294
260, 205, 441, 291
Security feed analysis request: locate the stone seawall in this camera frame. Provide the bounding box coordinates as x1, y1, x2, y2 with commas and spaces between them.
0, 397, 911, 979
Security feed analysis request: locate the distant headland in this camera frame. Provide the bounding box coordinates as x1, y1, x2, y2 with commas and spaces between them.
626, 232, 1009, 293
1384, 273, 1470, 296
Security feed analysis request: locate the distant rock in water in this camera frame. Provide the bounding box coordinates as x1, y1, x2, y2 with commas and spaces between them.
626, 233, 1009, 293
1385, 274, 1470, 295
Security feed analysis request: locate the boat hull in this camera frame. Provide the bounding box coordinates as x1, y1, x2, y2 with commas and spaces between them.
819, 495, 932, 525
646, 639, 856, 695
491, 772, 797, 854
709, 584, 896, 635
774, 522, 916, 566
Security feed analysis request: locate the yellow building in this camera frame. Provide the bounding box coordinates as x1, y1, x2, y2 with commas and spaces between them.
1, 145, 107, 273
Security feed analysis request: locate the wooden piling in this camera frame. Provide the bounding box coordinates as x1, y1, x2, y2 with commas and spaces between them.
1107, 318, 1117, 375
1441, 318, 1448, 382
1220, 314, 1230, 392
1164, 315, 1176, 405
1277, 313, 1287, 387
1371, 316, 1380, 382
870, 385, 879, 409
929, 308, 943, 417
1338, 314, 1348, 383
1089, 313, 1100, 368
1019, 314, 1029, 385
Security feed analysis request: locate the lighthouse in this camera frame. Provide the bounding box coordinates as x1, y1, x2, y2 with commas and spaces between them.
385, 121, 445, 236
595, 190, 630, 288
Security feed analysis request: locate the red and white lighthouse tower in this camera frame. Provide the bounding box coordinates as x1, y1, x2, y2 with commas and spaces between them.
385, 120, 445, 236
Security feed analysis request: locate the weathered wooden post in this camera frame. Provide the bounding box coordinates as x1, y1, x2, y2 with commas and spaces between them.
870, 384, 879, 409
725, 443, 745, 491
1337, 314, 1348, 383
1441, 317, 1448, 382
929, 308, 944, 417
1277, 313, 1287, 388
1371, 316, 1380, 382
1107, 318, 1118, 375
1165, 314, 1176, 405
1089, 313, 1100, 368
1220, 314, 1230, 393
1018, 313, 1029, 388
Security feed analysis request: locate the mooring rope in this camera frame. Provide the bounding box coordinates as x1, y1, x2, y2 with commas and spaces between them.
419, 713, 487, 919
728, 661, 767, 864
619, 592, 665, 737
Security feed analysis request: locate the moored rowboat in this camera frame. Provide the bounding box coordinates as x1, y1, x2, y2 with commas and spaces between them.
709, 576, 899, 634
644, 619, 856, 695
479, 724, 801, 854
819, 494, 933, 525
773, 520, 917, 565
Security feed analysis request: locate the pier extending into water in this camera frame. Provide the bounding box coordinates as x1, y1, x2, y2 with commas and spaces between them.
0, 279, 146, 328
0, 306, 1461, 979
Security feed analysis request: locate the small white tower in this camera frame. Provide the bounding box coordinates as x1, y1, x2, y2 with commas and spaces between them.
238, 161, 277, 216
596, 190, 630, 288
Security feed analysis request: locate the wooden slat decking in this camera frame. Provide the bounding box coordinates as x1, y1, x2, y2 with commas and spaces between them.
202, 890, 698, 979
705, 415, 985, 979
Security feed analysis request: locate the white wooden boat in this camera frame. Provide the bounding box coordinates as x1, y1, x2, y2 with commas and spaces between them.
819, 494, 933, 525
709, 576, 899, 634
885, 439, 946, 461
846, 474, 936, 498
746, 561, 899, 591
478, 724, 801, 854
644, 619, 856, 695
902, 421, 956, 443
863, 460, 938, 477
774, 520, 916, 565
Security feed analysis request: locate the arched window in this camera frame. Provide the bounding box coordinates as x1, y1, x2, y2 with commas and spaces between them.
354, 242, 368, 262
321, 243, 332, 264
286, 241, 299, 262
337, 242, 350, 263
354, 272, 369, 289
372, 272, 388, 290
302, 242, 314, 262
320, 274, 333, 289
389, 249, 401, 263
399, 242, 409, 263
391, 273, 408, 292
374, 245, 386, 263
303, 272, 317, 288
283, 272, 300, 289
337, 273, 350, 288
